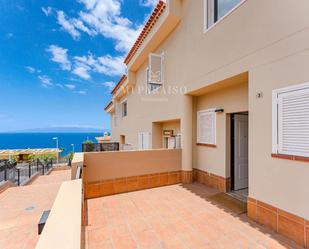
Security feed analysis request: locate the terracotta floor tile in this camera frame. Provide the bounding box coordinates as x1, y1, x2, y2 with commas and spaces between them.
112, 234, 137, 249
133, 229, 161, 248
0, 169, 71, 249
86, 183, 301, 249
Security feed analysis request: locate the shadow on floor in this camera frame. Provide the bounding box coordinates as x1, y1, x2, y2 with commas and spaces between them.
180, 182, 303, 249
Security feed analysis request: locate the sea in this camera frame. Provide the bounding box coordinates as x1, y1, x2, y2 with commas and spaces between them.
0, 133, 102, 156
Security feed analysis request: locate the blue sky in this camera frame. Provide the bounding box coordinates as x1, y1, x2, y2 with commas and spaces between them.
0, 0, 157, 132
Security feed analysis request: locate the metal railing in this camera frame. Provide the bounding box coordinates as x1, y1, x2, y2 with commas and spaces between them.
0, 159, 54, 186
82, 142, 119, 152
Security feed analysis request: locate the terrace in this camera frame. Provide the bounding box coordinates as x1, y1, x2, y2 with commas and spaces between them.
85, 184, 301, 249
0, 169, 71, 249
33, 149, 303, 249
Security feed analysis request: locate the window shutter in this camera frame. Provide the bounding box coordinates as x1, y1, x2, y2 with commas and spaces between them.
149, 53, 163, 84
197, 109, 216, 145
138, 132, 143, 150
138, 132, 151, 150
143, 132, 151, 150
277, 88, 309, 157
175, 134, 181, 149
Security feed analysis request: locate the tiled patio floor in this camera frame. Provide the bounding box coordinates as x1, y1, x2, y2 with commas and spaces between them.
86, 183, 303, 249
0, 169, 71, 249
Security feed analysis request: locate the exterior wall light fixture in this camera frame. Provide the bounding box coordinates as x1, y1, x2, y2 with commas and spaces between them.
215, 108, 224, 113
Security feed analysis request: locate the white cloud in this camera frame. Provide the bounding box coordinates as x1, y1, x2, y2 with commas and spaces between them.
95, 55, 126, 76
102, 81, 115, 90
57, 11, 81, 40
73, 66, 91, 80
42, 6, 52, 16
38, 75, 53, 87
65, 84, 76, 90
72, 18, 97, 37
46, 45, 71, 71
74, 90, 87, 95
26, 66, 36, 73
72, 54, 125, 79
54, 0, 142, 52
45, 43, 125, 80
56, 83, 64, 88
139, 0, 159, 7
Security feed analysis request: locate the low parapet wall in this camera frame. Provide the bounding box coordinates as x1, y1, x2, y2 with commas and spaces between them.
35, 179, 83, 249
83, 149, 182, 199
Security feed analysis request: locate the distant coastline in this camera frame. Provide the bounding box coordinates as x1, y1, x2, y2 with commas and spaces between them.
0, 126, 109, 134
0, 132, 108, 155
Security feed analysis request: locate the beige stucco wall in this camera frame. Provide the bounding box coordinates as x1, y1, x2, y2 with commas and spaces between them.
194, 81, 248, 178
108, 0, 309, 219
249, 51, 309, 220
83, 149, 181, 183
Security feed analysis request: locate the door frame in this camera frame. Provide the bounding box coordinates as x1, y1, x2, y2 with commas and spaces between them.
230, 112, 249, 191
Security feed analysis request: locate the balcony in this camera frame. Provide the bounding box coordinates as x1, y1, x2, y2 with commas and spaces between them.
34, 149, 303, 249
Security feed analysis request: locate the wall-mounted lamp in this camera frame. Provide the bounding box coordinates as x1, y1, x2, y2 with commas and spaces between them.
215, 108, 224, 113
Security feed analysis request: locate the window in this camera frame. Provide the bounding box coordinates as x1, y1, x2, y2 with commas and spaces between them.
146, 67, 162, 93
138, 132, 151, 150
147, 53, 164, 92
197, 109, 216, 145
272, 82, 309, 157
149, 53, 164, 84
204, 0, 242, 30
122, 100, 127, 117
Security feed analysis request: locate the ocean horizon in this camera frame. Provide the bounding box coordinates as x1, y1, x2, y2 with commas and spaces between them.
0, 132, 105, 156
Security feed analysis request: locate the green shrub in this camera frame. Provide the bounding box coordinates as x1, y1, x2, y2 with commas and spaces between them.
83, 140, 95, 152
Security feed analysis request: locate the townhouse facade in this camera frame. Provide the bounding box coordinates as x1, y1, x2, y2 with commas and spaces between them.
105, 0, 309, 246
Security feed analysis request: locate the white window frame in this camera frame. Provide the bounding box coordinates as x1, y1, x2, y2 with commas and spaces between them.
197, 108, 217, 145
272, 82, 309, 156
148, 52, 164, 85
121, 99, 127, 118
203, 0, 246, 33
138, 132, 151, 150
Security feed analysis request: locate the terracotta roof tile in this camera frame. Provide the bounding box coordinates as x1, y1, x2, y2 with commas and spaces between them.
124, 1, 166, 65
111, 74, 127, 94
104, 101, 113, 111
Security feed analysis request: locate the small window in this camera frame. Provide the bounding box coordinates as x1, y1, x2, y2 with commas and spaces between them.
272, 82, 309, 157
147, 67, 162, 93
204, 0, 242, 30
197, 109, 216, 145
149, 53, 164, 84
122, 101, 127, 117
